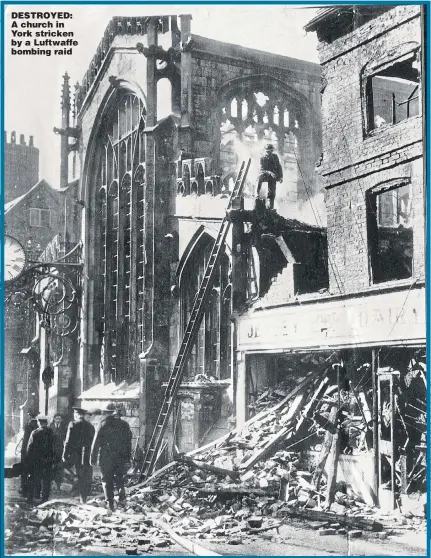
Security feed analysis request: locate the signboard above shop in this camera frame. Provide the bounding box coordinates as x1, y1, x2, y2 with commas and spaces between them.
238, 286, 426, 352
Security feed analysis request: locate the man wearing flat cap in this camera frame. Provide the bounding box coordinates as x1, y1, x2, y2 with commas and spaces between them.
63, 407, 95, 504
257, 144, 283, 209
25, 414, 55, 503
91, 402, 132, 511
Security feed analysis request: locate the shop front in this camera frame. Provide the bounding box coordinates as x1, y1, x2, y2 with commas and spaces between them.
236, 285, 426, 509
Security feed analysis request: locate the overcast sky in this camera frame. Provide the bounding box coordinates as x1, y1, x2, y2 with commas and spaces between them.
5, 4, 320, 188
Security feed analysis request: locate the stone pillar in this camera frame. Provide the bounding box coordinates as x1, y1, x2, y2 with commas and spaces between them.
179, 14, 193, 154
138, 356, 151, 447
231, 199, 247, 311
236, 352, 247, 430
145, 18, 158, 127
60, 72, 71, 188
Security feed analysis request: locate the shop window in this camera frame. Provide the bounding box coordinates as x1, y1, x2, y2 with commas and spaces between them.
365, 50, 420, 133
30, 208, 51, 227
367, 182, 413, 284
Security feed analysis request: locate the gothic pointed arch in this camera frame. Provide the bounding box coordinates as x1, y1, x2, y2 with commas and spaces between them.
177, 228, 232, 380
84, 88, 147, 384
217, 74, 320, 203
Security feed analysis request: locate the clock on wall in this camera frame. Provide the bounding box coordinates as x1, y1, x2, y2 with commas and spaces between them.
4, 234, 27, 283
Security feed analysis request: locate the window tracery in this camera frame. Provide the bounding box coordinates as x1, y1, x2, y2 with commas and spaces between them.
220, 88, 301, 200
96, 92, 146, 383
180, 235, 231, 380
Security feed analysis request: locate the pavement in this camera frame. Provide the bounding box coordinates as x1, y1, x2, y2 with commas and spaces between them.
4, 475, 427, 557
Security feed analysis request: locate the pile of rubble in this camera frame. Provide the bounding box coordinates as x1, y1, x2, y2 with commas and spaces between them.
5, 362, 426, 554
5, 502, 175, 555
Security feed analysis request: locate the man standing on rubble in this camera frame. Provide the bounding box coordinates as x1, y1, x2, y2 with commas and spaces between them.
25, 414, 55, 503
256, 144, 283, 209
91, 402, 132, 512
62, 407, 95, 504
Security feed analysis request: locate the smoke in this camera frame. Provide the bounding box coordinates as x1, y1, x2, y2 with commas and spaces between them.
221, 131, 327, 228
292, 191, 327, 228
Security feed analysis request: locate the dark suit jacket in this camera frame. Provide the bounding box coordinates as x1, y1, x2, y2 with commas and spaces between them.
50, 423, 67, 460
26, 426, 55, 468
91, 416, 132, 470
21, 418, 38, 462
259, 152, 283, 181
63, 419, 95, 465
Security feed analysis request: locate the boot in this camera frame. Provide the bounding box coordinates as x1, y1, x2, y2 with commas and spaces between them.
102, 482, 115, 511
118, 487, 126, 503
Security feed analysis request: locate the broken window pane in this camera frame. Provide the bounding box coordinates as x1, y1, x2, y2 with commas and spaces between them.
367, 52, 420, 131
367, 183, 413, 284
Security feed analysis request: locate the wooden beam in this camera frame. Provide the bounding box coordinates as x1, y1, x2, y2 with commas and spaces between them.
239, 393, 305, 471
312, 405, 339, 489
176, 454, 239, 478
324, 421, 340, 507
278, 508, 384, 532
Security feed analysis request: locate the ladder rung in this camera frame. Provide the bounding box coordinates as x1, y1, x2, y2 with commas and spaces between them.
139, 160, 250, 485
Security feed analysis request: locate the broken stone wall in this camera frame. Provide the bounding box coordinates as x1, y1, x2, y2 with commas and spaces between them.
189, 38, 323, 212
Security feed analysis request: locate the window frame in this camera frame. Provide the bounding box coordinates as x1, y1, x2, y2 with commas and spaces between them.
362, 44, 421, 137
366, 179, 414, 285
29, 207, 51, 228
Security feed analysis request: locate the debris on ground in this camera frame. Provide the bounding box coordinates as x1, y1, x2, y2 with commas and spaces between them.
4, 360, 427, 554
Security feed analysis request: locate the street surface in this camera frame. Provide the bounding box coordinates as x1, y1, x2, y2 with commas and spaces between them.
4, 476, 426, 556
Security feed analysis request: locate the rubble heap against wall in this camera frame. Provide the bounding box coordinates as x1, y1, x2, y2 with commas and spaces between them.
5, 355, 426, 554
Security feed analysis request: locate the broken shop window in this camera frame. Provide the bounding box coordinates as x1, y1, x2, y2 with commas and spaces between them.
364, 48, 420, 133
366, 181, 413, 284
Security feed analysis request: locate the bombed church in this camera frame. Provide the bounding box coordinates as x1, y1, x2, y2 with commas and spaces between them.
4, 5, 427, 550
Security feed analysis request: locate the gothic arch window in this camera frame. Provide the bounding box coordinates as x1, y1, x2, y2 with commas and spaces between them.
180, 234, 231, 380
96, 91, 146, 383
220, 86, 302, 201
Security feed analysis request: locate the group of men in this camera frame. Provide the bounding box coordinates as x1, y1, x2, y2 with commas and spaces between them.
20, 402, 132, 512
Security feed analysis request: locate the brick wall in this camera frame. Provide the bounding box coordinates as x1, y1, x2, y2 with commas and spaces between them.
5, 183, 62, 250
4, 134, 39, 204
316, 6, 424, 295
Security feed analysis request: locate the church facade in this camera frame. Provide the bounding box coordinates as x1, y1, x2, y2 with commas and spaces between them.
46, 15, 323, 451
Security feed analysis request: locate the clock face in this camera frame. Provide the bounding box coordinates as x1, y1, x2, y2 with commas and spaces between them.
4, 235, 26, 282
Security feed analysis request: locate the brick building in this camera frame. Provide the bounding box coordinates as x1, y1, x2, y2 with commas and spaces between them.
236, 5, 425, 510
4, 131, 39, 204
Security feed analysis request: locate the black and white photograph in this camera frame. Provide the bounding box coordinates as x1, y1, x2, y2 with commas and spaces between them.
3, 3, 428, 556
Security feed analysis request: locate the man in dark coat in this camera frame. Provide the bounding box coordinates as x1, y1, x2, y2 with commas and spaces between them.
62, 407, 95, 504
50, 413, 67, 492
91, 403, 132, 511
20, 409, 39, 498
257, 144, 283, 209
25, 415, 55, 503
